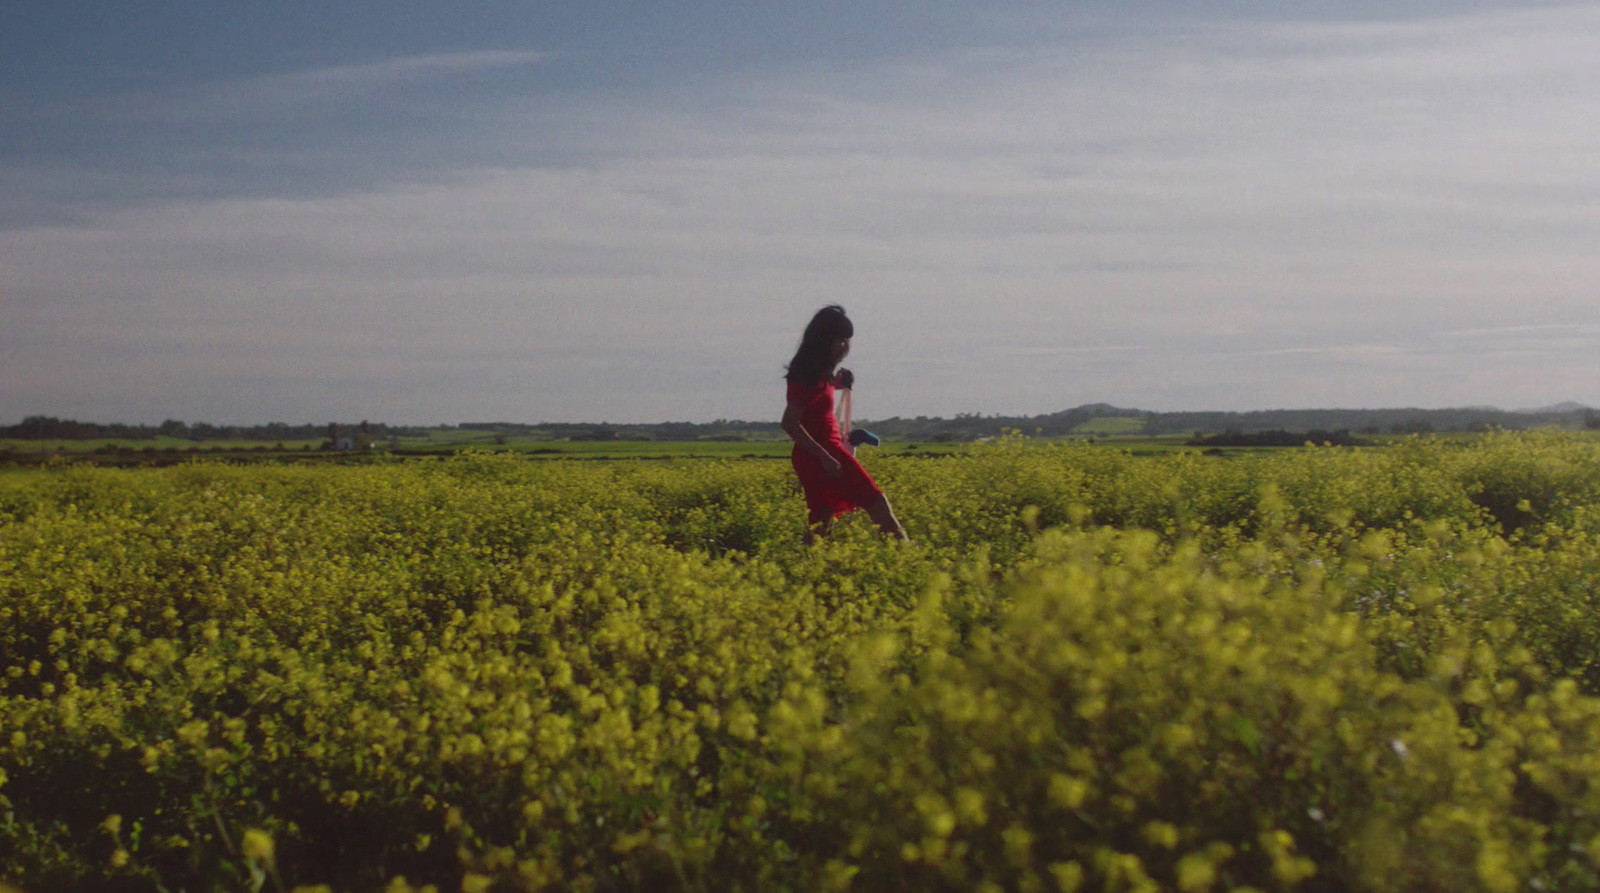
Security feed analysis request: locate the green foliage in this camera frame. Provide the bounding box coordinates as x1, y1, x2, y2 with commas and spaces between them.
5, 432, 1600, 891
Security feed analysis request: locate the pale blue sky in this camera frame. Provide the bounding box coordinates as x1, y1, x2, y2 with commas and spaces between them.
4, 1, 1597, 424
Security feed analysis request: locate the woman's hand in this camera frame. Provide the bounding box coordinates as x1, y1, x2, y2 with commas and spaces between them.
833, 368, 854, 390
821, 453, 843, 477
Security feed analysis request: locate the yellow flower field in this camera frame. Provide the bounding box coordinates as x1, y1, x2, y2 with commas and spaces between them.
5, 432, 1600, 891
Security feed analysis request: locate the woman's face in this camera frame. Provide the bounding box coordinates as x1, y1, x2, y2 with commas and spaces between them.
830, 336, 851, 364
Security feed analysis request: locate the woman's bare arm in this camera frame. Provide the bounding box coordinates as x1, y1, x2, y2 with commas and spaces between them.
782, 402, 842, 475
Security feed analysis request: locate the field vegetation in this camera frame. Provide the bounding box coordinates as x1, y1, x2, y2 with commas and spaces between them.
6, 432, 1600, 891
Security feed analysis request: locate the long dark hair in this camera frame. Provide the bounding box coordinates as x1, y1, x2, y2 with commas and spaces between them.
784, 304, 853, 385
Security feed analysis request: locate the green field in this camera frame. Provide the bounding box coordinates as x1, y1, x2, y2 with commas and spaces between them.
1070, 416, 1146, 436
7, 432, 1600, 891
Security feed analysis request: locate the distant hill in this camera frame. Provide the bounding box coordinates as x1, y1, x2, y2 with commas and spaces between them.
1515, 401, 1590, 415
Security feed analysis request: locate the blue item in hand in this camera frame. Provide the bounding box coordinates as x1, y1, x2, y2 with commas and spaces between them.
848, 428, 880, 448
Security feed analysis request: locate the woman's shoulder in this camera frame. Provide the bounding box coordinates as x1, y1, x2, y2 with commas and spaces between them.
786, 375, 828, 402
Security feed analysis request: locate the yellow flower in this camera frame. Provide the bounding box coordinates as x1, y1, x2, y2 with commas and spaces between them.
1048, 861, 1084, 892
1175, 852, 1218, 892
240, 828, 275, 863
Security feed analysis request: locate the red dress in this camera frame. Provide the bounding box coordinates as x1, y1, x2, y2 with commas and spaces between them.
787, 377, 884, 524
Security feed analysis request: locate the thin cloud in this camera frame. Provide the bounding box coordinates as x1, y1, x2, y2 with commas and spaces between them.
270, 50, 551, 91
1252, 345, 1409, 358
1438, 323, 1600, 339
86, 50, 550, 123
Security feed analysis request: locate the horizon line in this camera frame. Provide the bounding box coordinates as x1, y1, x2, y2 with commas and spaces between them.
4, 401, 1595, 431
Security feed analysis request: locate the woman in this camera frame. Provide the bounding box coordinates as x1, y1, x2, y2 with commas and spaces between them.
781, 305, 907, 542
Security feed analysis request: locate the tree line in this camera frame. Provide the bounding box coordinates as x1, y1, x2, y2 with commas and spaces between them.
0, 417, 433, 442
860, 404, 1596, 441
6, 404, 1596, 445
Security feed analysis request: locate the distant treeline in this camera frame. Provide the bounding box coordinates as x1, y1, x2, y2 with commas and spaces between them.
0, 417, 433, 442
8, 404, 1598, 444
856, 404, 1599, 442
456, 404, 1599, 443
460, 420, 782, 443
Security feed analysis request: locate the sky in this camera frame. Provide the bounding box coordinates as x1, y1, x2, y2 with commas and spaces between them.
4, 1, 1598, 425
